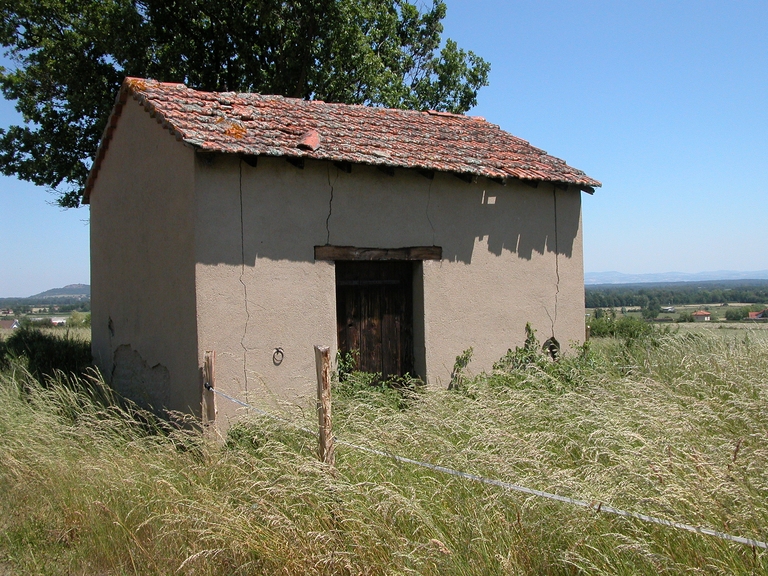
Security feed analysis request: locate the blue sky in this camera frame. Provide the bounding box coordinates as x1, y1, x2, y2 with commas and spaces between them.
1, 0, 766, 297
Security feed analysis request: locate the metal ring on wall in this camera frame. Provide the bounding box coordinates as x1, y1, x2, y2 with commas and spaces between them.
272, 347, 284, 365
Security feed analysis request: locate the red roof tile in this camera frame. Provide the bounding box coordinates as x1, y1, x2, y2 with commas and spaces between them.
84, 77, 601, 202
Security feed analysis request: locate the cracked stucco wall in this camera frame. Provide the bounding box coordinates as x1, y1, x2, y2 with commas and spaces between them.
193, 155, 584, 424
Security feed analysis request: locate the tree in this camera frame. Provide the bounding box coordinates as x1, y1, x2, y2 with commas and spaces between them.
725, 307, 749, 321
0, 0, 490, 208
641, 299, 660, 320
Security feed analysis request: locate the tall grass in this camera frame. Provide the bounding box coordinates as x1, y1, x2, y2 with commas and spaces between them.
1, 330, 767, 574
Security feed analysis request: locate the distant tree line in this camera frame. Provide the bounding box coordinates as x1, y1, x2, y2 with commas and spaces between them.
0, 298, 90, 313
585, 281, 768, 309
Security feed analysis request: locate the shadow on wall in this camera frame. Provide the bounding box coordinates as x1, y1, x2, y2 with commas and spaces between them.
431, 183, 580, 263
194, 156, 581, 266
111, 344, 171, 413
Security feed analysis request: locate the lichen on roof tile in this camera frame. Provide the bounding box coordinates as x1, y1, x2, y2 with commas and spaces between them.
84, 77, 601, 201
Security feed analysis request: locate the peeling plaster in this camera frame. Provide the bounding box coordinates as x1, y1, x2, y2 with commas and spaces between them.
112, 345, 171, 412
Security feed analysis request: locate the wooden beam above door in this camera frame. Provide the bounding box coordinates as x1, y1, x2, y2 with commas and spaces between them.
314, 245, 442, 261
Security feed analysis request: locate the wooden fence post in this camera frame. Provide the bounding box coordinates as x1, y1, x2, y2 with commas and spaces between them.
202, 350, 217, 425
314, 345, 334, 466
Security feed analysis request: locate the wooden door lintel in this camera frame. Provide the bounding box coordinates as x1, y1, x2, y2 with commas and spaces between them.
315, 245, 441, 261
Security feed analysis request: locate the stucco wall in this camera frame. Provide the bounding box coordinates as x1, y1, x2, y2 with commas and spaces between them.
194, 156, 337, 422
330, 162, 584, 385
194, 156, 584, 421
90, 99, 200, 414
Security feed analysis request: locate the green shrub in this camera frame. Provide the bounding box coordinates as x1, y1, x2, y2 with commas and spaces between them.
66, 311, 91, 327
333, 349, 424, 409
1, 327, 92, 383
490, 323, 596, 391
725, 307, 750, 321
448, 346, 473, 390
21, 316, 53, 328
333, 370, 423, 411
641, 303, 660, 320
335, 349, 360, 382
493, 323, 541, 372
588, 315, 653, 341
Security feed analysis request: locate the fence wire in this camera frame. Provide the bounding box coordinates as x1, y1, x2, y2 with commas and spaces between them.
206, 384, 768, 551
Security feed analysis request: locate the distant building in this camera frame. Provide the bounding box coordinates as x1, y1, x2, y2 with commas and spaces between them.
661, 306, 676, 313
0, 319, 20, 330
748, 310, 768, 320
692, 310, 711, 322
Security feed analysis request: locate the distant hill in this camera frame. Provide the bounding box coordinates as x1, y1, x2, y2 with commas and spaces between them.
29, 284, 91, 299
0, 284, 91, 310
585, 270, 768, 285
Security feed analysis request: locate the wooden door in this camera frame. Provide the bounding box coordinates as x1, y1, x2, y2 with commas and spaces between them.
336, 261, 414, 378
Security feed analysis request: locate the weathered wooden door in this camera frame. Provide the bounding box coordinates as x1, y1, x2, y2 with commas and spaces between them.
335, 261, 414, 378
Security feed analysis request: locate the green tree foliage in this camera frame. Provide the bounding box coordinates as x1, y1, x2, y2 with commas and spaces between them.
490, 323, 592, 391
725, 307, 751, 321
677, 312, 694, 323
0, 327, 91, 382
587, 315, 653, 341
66, 311, 91, 327
641, 299, 661, 320
0, 0, 490, 207
593, 307, 607, 319
586, 281, 768, 308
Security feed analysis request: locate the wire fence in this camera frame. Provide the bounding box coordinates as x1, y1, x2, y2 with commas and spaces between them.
206, 383, 768, 551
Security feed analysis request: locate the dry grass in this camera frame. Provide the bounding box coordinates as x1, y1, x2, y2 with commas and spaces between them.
1, 330, 767, 574
0, 326, 91, 340
0, 326, 91, 344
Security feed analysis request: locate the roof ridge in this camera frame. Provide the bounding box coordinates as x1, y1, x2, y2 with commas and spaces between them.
126, 78, 492, 123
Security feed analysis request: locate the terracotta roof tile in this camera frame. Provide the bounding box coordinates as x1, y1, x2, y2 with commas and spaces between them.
84, 77, 601, 202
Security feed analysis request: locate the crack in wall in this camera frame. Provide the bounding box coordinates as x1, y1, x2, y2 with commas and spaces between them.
325, 165, 339, 244
238, 159, 251, 394
426, 178, 436, 245
544, 185, 561, 338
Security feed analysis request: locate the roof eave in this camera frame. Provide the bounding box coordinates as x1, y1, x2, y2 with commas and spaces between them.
84, 78, 602, 203
190, 146, 602, 191
83, 78, 189, 204
82, 83, 134, 204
